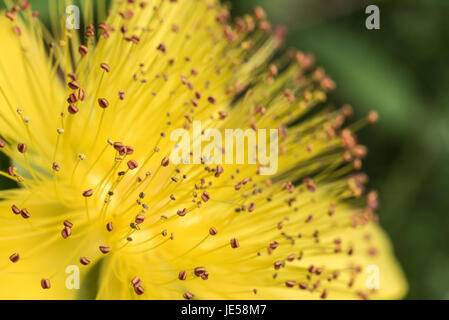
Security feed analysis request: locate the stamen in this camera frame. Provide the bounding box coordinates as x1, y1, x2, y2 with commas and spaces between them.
0, 0, 393, 301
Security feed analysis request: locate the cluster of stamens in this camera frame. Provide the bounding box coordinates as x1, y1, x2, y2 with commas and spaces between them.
0, 0, 385, 300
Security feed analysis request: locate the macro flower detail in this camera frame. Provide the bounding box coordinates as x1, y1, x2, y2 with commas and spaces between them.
0, 0, 407, 299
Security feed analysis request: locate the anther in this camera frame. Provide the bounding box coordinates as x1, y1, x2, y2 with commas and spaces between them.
178, 270, 187, 280
83, 189, 94, 197
106, 222, 113, 231
201, 191, 210, 202
285, 280, 296, 288
183, 292, 194, 300
230, 238, 240, 248
218, 111, 228, 120
215, 165, 224, 177
0, 138, 5, 148
11, 205, 20, 215
328, 203, 336, 216
299, 282, 308, 290
321, 289, 328, 299
68, 80, 80, 90
126, 146, 134, 155
135, 214, 145, 224
8, 166, 16, 176
78, 45, 88, 56
41, 278, 51, 289
64, 220, 73, 228
98, 98, 109, 108
68, 104, 79, 114
177, 208, 187, 217
20, 208, 31, 219
194, 267, 206, 276
9, 253, 20, 263
99, 246, 111, 254
157, 43, 166, 53
134, 286, 144, 295
131, 276, 141, 288
130, 222, 140, 230
201, 272, 209, 280
127, 160, 138, 170
61, 226, 72, 239
80, 257, 91, 265
367, 110, 379, 124
357, 291, 369, 300
208, 96, 216, 104
17, 143, 27, 153
113, 141, 123, 151
348, 247, 354, 255
5, 11, 15, 21
52, 162, 60, 172
161, 157, 170, 167
209, 227, 217, 235
308, 265, 315, 273
78, 89, 86, 101
100, 62, 111, 72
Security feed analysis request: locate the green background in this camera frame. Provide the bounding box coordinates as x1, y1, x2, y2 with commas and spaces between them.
1, 0, 448, 299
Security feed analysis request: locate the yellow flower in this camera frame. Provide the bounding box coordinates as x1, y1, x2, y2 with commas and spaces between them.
0, 0, 406, 299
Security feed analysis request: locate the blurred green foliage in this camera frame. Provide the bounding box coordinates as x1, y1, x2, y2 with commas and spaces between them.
230, 0, 449, 299
1, 0, 448, 299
